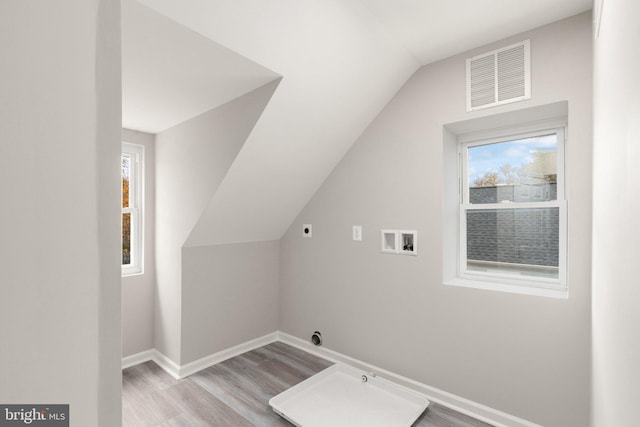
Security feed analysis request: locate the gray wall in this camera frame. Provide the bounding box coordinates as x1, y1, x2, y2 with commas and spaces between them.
154, 80, 278, 364
279, 13, 592, 427
122, 129, 156, 357
592, 0, 640, 425
0, 1, 122, 425
181, 241, 279, 363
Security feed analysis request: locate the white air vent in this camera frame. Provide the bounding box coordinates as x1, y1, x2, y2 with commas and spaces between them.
466, 40, 530, 111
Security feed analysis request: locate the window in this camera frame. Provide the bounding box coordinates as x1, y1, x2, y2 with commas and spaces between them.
456, 122, 567, 295
122, 142, 143, 275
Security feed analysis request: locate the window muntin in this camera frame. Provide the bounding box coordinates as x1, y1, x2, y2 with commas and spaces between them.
122, 143, 143, 275
459, 127, 566, 290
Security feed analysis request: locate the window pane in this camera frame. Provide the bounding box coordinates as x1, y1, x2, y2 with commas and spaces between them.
466, 207, 559, 279
122, 213, 131, 265
122, 154, 130, 209
468, 134, 557, 203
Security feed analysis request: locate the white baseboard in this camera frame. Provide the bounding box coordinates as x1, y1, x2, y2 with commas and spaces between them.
122, 331, 540, 427
121, 349, 181, 379
152, 350, 182, 380
121, 349, 155, 370
122, 332, 279, 380
178, 332, 279, 378
276, 331, 541, 427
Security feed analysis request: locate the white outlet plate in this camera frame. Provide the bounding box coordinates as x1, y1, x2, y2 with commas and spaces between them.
303, 224, 312, 237
352, 225, 362, 241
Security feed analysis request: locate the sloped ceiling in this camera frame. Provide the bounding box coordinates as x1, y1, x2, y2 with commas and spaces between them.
122, 0, 279, 133
364, 0, 592, 65
124, 0, 592, 245
136, 0, 419, 245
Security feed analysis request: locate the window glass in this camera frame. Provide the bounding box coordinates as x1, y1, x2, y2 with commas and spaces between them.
122, 154, 130, 209
122, 143, 143, 275
466, 207, 559, 279
122, 213, 131, 266
459, 126, 565, 291
467, 134, 558, 203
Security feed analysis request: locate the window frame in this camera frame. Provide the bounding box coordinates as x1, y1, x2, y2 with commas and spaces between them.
122, 142, 144, 276
455, 122, 567, 295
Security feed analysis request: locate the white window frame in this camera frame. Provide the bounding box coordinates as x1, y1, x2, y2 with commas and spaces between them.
455, 121, 567, 297
122, 142, 144, 276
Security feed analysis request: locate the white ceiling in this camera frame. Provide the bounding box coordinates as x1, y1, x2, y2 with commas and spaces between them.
122, 0, 278, 133
124, 0, 592, 245
122, 0, 592, 135
363, 0, 592, 65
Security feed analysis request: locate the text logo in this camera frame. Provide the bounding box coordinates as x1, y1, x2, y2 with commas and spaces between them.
0, 405, 68, 426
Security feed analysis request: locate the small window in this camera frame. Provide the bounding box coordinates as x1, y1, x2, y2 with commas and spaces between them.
122, 142, 143, 275
457, 124, 566, 294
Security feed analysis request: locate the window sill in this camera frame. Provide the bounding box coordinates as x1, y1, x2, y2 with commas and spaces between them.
122, 268, 143, 277
443, 277, 568, 299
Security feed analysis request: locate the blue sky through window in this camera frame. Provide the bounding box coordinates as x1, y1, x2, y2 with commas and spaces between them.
467, 134, 557, 185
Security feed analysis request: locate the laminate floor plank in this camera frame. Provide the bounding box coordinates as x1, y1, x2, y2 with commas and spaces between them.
254, 342, 332, 377
135, 360, 178, 390
161, 381, 254, 427
123, 377, 182, 426
415, 403, 493, 427
252, 357, 311, 391
123, 342, 493, 427
191, 364, 282, 427
237, 347, 271, 367
159, 412, 206, 427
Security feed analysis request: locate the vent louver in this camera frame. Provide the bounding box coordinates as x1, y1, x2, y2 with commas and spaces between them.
466, 40, 530, 111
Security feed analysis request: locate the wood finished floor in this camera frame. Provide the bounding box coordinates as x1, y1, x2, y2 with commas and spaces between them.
123, 342, 492, 427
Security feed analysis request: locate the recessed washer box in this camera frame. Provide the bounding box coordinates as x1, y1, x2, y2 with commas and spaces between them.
269, 363, 429, 427
381, 230, 417, 255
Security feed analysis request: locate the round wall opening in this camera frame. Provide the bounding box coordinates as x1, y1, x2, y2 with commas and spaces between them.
311, 331, 322, 346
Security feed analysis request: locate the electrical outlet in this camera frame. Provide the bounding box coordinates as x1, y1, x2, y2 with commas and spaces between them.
303, 224, 312, 237
352, 225, 362, 241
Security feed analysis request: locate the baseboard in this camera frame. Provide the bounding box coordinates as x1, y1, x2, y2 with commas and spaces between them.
276, 331, 541, 427
121, 349, 183, 380
152, 350, 182, 380
121, 349, 155, 370
178, 332, 279, 378
121, 332, 279, 380
122, 331, 540, 427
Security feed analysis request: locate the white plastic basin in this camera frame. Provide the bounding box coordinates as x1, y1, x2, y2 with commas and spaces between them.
269, 364, 430, 427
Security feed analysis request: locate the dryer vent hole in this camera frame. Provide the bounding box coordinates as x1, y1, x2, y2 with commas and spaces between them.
311, 331, 322, 346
